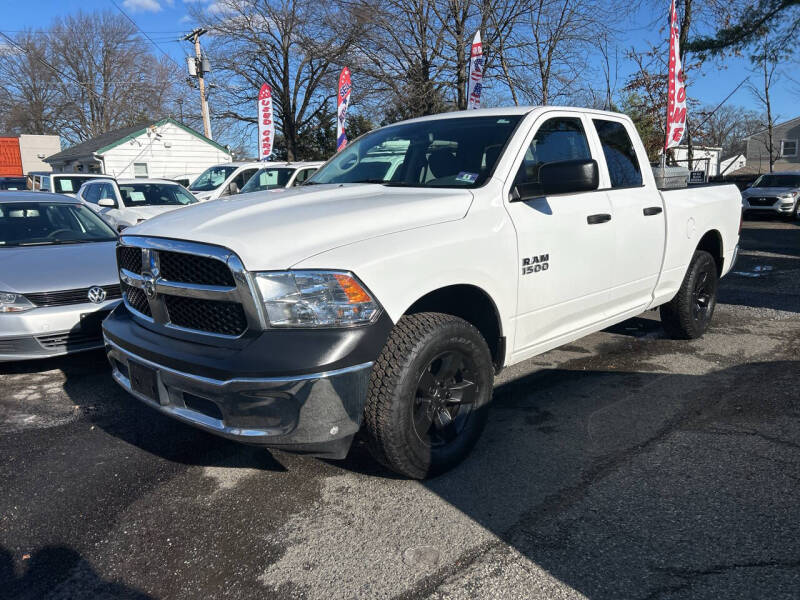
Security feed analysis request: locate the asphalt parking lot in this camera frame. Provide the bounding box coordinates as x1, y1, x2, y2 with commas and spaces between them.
1, 218, 799, 600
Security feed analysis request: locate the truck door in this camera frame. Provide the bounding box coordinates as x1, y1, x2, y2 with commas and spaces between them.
589, 118, 666, 315
506, 113, 617, 355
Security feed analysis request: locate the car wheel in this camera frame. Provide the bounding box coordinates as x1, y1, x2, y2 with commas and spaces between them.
660, 250, 719, 340
364, 312, 494, 479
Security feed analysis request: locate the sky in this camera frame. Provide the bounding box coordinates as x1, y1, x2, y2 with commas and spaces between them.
3, 0, 797, 139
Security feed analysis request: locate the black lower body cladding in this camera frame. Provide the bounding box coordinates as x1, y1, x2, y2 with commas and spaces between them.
102, 303, 394, 458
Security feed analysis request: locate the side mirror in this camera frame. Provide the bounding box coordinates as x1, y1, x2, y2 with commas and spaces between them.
539, 159, 599, 195
227, 181, 239, 195
98, 198, 116, 207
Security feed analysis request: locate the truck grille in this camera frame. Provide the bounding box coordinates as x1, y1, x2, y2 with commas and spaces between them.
116, 237, 257, 338
164, 296, 246, 336
122, 283, 151, 316
26, 285, 121, 307
117, 246, 142, 274
158, 251, 235, 287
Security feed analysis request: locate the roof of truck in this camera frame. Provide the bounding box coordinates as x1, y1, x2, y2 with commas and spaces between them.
401, 106, 629, 125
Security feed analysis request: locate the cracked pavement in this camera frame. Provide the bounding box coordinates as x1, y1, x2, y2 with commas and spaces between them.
1, 218, 799, 599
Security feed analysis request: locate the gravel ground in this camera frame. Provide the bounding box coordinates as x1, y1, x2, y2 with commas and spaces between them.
1, 218, 798, 600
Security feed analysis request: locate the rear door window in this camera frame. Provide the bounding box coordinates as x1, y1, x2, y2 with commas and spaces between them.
592, 119, 643, 188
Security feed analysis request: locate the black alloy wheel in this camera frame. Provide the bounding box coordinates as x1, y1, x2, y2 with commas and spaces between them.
412, 350, 478, 448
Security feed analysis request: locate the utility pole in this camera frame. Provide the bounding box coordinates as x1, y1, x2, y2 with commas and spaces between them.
183, 28, 212, 140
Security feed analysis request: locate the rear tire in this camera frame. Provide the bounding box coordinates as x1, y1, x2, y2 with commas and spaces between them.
660, 250, 719, 340
364, 313, 494, 479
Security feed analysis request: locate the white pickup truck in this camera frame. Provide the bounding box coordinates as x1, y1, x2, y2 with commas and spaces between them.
103, 107, 741, 479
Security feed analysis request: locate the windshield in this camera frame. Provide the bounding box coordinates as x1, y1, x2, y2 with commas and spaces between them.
308, 115, 523, 188
0, 202, 117, 246
751, 174, 800, 188
240, 168, 295, 193
119, 183, 199, 207
53, 176, 109, 194
189, 166, 238, 191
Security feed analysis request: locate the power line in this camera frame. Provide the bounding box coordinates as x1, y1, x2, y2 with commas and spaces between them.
109, 0, 185, 72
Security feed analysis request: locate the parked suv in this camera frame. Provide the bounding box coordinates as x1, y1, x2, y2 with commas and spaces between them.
238, 162, 323, 194
38, 173, 115, 197
188, 162, 261, 201
78, 178, 199, 232
741, 171, 800, 219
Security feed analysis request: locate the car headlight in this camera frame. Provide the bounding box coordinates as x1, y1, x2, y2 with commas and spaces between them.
0, 292, 35, 313
254, 270, 380, 328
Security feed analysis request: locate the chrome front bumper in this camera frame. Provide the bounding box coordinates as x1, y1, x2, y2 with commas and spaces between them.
105, 338, 373, 458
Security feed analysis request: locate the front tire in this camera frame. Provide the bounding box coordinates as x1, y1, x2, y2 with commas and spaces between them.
660, 250, 719, 339
364, 313, 494, 479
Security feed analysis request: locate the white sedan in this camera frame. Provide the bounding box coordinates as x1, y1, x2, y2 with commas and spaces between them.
77, 178, 198, 232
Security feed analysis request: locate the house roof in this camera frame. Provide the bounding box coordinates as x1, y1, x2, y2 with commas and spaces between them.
45, 117, 230, 163
747, 115, 800, 138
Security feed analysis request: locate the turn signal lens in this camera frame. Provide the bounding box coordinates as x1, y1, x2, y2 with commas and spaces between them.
333, 273, 372, 303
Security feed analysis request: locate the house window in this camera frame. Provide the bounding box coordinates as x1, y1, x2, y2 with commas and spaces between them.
134, 163, 149, 178
781, 139, 798, 158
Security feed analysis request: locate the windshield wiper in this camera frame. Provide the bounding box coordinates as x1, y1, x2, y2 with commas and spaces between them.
19, 241, 57, 246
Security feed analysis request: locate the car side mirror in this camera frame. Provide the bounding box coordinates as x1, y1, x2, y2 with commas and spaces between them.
227, 181, 239, 195
539, 159, 599, 195
98, 198, 116, 207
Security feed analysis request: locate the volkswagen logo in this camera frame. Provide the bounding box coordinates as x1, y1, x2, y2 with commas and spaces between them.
87, 286, 107, 304
142, 273, 157, 299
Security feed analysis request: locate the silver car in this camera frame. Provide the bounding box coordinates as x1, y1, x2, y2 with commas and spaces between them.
0, 192, 121, 361
741, 171, 800, 220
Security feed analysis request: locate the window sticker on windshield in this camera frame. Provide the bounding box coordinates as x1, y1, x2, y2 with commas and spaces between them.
60, 180, 74, 192
455, 172, 478, 183
129, 191, 146, 202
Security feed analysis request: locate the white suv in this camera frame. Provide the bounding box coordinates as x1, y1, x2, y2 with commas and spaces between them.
78, 178, 198, 231
187, 162, 262, 201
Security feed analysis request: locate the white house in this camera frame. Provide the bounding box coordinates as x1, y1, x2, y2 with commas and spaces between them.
719, 154, 746, 176
45, 118, 231, 181
668, 145, 723, 178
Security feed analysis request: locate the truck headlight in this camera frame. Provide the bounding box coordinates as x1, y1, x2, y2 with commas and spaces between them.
254, 271, 380, 328
0, 292, 34, 313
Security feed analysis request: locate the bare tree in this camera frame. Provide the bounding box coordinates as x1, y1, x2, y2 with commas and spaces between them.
196, 0, 361, 159
49, 12, 179, 144
747, 36, 785, 172
0, 31, 63, 135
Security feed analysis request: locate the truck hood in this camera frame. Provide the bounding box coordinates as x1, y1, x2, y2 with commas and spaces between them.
742, 186, 798, 197
127, 184, 473, 270
0, 241, 118, 294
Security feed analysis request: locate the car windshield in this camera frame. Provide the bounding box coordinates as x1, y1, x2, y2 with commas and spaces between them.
0, 202, 117, 246
240, 168, 295, 193
752, 174, 800, 188
189, 166, 238, 191
53, 176, 108, 194
119, 183, 199, 207
0, 178, 26, 191
308, 115, 523, 188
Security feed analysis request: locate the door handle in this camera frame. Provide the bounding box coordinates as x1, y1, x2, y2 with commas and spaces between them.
587, 213, 612, 225
643, 206, 663, 216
